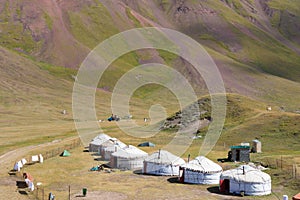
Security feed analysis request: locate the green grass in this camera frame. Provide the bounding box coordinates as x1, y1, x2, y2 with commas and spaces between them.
125, 7, 142, 27
43, 12, 53, 30
0, 22, 36, 53
268, 0, 300, 15
67, 2, 119, 49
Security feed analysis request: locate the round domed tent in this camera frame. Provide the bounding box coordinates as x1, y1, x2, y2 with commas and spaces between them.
143, 150, 185, 176
101, 140, 127, 160
220, 165, 271, 196
89, 134, 111, 152
179, 156, 222, 184
110, 145, 148, 170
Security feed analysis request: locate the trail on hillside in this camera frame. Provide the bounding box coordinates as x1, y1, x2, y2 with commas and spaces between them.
0, 136, 79, 173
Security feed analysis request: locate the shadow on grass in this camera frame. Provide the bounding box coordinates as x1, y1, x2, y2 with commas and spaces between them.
167, 177, 179, 183
207, 186, 243, 197
75, 194, 86, 198
133, 169, 143, 175
18, 190, 28, 195
8, 170, 17, 176
207, 186, 221, 194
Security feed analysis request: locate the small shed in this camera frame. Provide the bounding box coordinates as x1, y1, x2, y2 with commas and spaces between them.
229, 145, 250, 162
143, 150, 185, 176
252, 140, 262, 153
110, 145, 148, 170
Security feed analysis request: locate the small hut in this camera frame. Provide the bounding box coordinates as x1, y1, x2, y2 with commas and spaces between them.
110, 145, 148, 170
220, 165, 271, 196
229, 145, 250, 162
143, 150, 185, 176
179, 156, 222, 184
252, 140, 262, 153
89, 134, 111, 152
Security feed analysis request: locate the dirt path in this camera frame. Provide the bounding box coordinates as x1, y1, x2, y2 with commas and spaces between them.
0, 136, 79, 174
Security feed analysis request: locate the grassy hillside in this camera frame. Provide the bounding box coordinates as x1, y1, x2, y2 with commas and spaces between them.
0, 1, 300, 198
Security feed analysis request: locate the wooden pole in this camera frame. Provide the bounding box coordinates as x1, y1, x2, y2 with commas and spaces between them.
69, 185, 71, 200
281, 156, 282, 169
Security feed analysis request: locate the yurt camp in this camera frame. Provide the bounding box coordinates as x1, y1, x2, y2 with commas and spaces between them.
110, 145, 148, 170
143, 150, 185, 176
179, 156, 222, 184
88, 134, 111, 152
100, 140, 127, 160
219, 165, 271, 196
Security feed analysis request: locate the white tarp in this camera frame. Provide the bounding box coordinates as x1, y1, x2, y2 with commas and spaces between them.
31, 155, 39, 162
13, 161, 23, 171
39, 154, 43, 163
143, 150, 185, 176
25, 178, 34, 191
21, 158, 27, 165
220, 165, 271, 196
180, 156, 222, 184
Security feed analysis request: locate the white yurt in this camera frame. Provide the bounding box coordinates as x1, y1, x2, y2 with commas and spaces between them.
219, 165, 271, 196
88, 134, 111, 152
179, 156, 222, 184
143, 150, 185, 176
101, 140, 127, 160
110, 145, 148, 170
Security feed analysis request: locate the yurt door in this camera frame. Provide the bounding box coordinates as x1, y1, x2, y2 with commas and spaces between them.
220, 179, 230, 193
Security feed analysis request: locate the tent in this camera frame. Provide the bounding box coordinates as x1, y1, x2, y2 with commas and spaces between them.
101, 140, 127, 160
60, 150, 71, 157
143, 150, 185, 176
179, 156, 222, 184
220, 165, 271, 196
110, 145, 148, 170
138, 142, 155, 147
88, 133, 112, 152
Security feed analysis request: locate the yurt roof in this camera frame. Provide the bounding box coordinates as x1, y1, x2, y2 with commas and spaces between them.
221, 165, 271, 183
112, 145, 148, 158
101, 138, 126, 148
144, 150, 185, 165
90, 134, 111, 145
181, 156, 222, 173
104, 141, 127, 151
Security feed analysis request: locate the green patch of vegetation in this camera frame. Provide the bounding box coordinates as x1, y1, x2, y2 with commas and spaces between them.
199, 34, 230, 52
0, 1, 10, 23
270, 10, 281, 28
37, 61, 77, 80
125, 7, 142, 27
43, 12, 53, 30
230, 0, 249, 17
0, 22, 36, 53
157, 49, 178, 64
67, 2, 119, 49
268, 0, 300, 16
